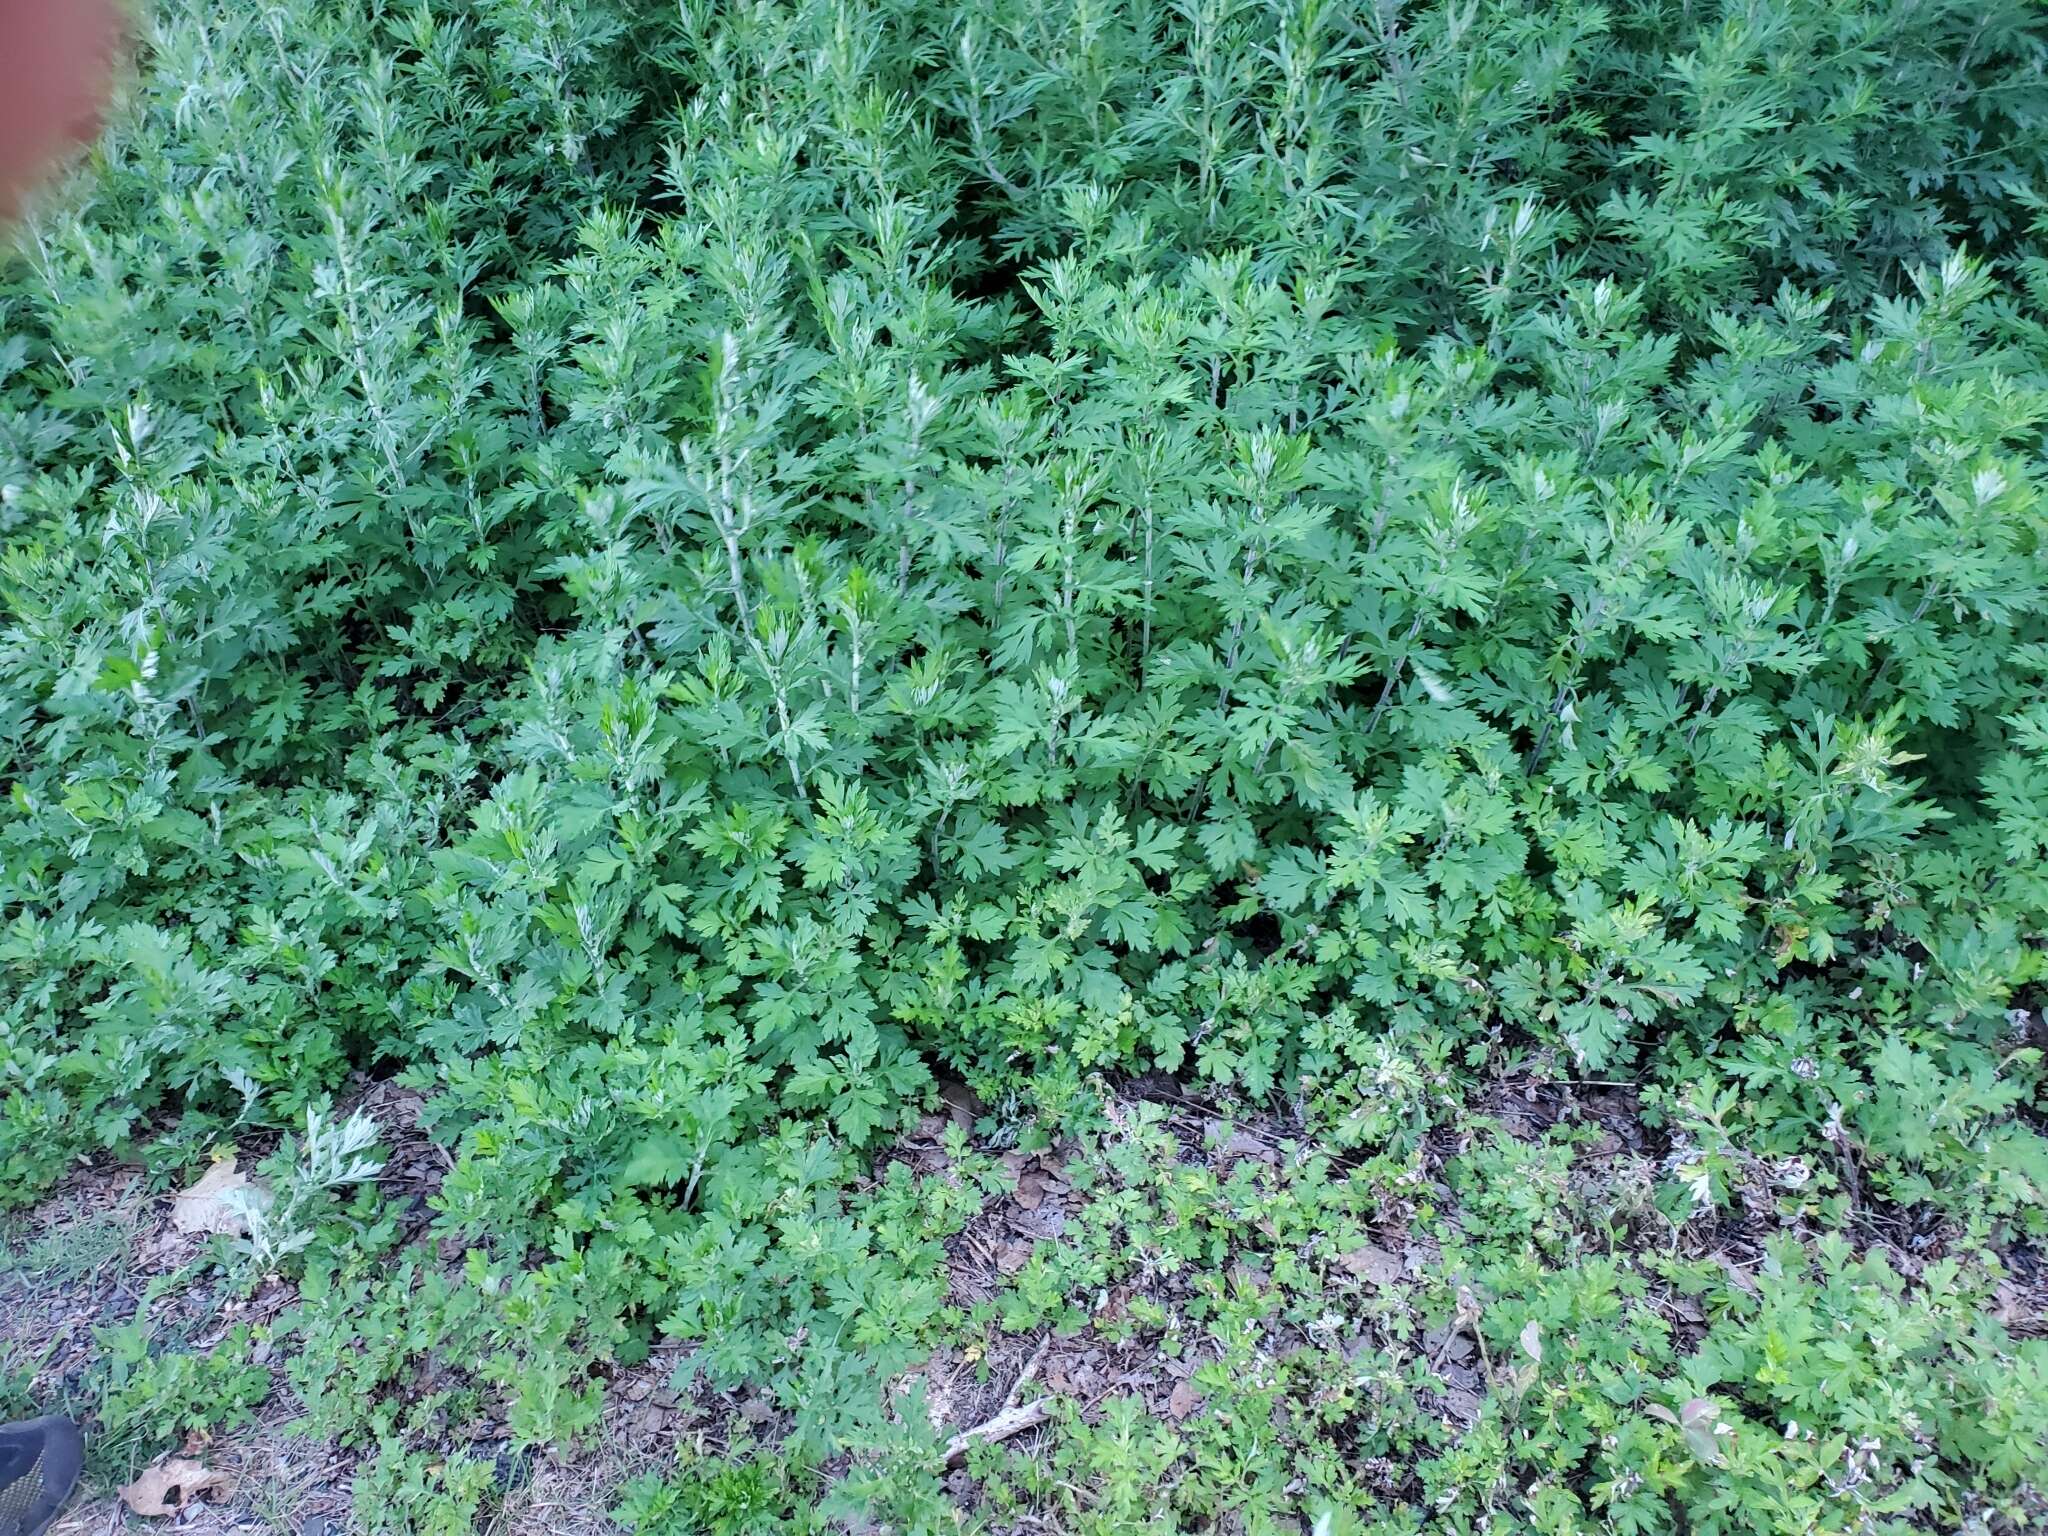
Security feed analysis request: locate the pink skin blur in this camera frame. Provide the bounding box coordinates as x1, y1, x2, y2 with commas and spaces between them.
0, 0, 124, 221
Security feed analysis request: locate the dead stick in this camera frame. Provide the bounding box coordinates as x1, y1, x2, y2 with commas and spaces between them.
1003, 1334, 1051, 1411
944, 1398, 1050, 1466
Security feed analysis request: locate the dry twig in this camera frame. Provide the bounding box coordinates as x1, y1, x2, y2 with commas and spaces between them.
943, 1399, 1051, 1467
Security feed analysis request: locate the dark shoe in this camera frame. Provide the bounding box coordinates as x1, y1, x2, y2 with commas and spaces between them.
0, 1418, 82, 1536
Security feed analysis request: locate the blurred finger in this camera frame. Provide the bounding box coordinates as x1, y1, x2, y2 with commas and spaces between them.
0, 0, 125, 221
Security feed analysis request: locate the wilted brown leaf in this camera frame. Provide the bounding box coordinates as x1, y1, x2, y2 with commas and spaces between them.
1440, 1387, 1484, 1425
1711, 1253, 1759, 1295
937, 1080, 983, 1133
170, 1157, 268, 1236
1219, 1129, 1276, 1164
120, 1458, 227, 1516
1338, 1244, 1403, 1287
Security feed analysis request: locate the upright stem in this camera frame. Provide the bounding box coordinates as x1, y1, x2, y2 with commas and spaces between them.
1140, 497, 1156, 677
1366, 611, 1426, 736
1060, 488, 1080, 660
323, 197, 403, 481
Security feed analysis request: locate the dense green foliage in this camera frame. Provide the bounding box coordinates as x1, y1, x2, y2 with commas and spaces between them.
2, 0, 2045, 1530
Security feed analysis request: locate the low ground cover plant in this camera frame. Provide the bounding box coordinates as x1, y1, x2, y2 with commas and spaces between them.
1, 0, 2044, 1530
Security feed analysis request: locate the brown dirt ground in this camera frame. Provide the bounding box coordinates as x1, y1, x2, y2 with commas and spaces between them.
0, 1077, 690, 1536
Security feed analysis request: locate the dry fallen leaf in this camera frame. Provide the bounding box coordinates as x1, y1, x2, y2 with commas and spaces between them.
121, 1457, 227, 1517
1338, 1244, 1403, 1287
171, 1156, 268, 1236
1994, 1279, 2025, 1325
1711, 1252, 1759, 1296
1424, 1324, 1476, 1364
937, 1079, 982, 1133
1440, 1386, 1484, 1425
1219, 1129, 1276, 1164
